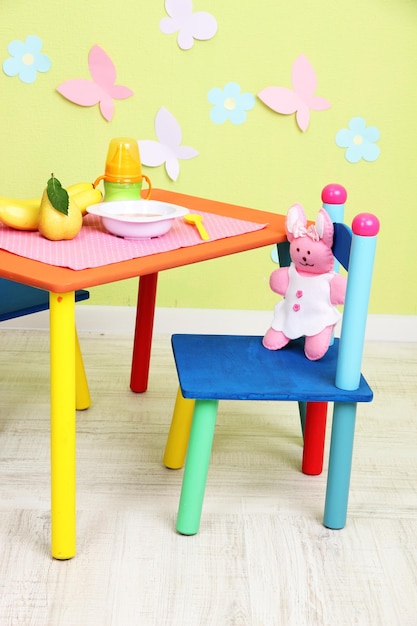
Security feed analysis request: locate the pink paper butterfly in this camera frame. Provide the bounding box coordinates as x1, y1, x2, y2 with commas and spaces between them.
257, 55, 331, 132
139, 107, 199, 182
56, 45, 133, 121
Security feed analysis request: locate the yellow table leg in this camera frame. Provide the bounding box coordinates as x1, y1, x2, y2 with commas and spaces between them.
163, 388, 195, 469
50, 291, 76, 559
75, 329, 91, 411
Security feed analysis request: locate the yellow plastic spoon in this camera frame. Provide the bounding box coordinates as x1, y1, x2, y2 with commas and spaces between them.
184, 213, 210, 240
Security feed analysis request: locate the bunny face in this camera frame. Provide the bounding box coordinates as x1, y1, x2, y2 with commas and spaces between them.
286, 204, 335, 276
289, 235, 335, 275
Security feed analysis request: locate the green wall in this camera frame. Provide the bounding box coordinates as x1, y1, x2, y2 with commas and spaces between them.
1, 1, 416, 314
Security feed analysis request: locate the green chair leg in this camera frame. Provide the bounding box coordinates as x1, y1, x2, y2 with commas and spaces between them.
176, 399, 218, 535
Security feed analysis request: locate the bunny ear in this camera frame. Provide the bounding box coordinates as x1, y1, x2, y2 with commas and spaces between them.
286, 203, 306, 240
315, 209, 334, 247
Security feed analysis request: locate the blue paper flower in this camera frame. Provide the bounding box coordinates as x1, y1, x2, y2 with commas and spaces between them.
3, 35, 51, 83
208, 82, 255, 125
336, 117, 380, 163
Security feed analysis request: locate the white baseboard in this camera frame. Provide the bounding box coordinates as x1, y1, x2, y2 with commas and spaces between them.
2, 305, 416, 342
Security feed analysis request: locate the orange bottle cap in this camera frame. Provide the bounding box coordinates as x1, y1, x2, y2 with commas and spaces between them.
103, 137, 143, 183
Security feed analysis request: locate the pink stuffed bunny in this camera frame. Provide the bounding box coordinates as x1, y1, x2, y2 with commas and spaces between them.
263, 203, 346, 360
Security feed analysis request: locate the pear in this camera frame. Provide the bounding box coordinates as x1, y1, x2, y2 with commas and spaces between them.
38, 188, 83, 241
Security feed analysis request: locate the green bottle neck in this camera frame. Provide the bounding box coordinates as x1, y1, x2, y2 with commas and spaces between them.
103, 181, 142, 202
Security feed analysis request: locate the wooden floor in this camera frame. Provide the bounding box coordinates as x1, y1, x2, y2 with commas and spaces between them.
0, 330, 416, 626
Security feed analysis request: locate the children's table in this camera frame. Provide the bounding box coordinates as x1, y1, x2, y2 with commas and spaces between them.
0, 188, 286, 559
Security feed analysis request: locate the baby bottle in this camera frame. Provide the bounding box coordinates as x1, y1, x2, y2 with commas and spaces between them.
93, 137, 152, 202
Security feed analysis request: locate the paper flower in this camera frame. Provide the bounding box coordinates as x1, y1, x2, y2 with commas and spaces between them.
2, 35, 51, 83
208, 82, 255, 125
257, 55, 331, 132
335, 117, 380, 163
56, 45, 133, 122
139, 107, 199, 181
160, 0, 217, 50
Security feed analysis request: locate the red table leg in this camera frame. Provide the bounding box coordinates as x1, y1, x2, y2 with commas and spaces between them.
302, 401, 328, 476
130, 272, 158, 393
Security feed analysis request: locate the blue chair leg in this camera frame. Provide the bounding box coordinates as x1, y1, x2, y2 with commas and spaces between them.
176, 399, 218, 535
323, 402, 357, 529
298, 401, 306, 436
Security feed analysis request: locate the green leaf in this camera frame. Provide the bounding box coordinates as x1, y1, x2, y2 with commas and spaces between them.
47, 174, 69, 215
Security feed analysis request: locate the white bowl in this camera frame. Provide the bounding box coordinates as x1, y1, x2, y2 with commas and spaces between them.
86, 199, 189, 239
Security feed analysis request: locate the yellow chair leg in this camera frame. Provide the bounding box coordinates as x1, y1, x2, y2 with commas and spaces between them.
75, 329, 91, 411
163, 388, 195, 469
50, 292, 76, 560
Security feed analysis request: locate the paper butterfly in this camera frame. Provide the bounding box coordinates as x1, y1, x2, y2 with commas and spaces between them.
139, 107, 199, 182
257, 55, 331, 132
56, 45, 133, 122
160, 0, 218, 50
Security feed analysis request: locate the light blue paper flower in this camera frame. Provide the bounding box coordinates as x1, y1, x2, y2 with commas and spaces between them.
336, 117, 380, 163
3, 35, 51, 83
208, 82, 255, 125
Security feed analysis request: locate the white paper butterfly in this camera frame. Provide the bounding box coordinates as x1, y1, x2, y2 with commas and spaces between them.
160, 0, 218, 50
139, 107, 199, 181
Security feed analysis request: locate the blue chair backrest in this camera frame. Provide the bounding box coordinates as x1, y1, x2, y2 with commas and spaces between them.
332, 222, 352, 271
0, 278, 89, 322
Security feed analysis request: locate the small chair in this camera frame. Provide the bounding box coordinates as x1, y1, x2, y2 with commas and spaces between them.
0, 278, 91, 410
163, 211, 379, 535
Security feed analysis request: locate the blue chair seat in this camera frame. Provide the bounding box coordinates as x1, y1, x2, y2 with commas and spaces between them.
173, 334, 373, 403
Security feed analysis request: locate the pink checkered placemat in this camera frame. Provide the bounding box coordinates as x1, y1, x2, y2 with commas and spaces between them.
0, 211, 268, 270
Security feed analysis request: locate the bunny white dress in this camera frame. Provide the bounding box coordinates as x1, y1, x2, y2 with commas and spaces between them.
271, 263, 341, 339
